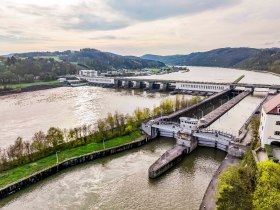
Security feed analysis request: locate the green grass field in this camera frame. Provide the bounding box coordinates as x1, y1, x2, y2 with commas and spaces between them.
0, 80, 61, 90
34, 56, 62, 62
144, 68, 162, 73
0, 131, 143, 188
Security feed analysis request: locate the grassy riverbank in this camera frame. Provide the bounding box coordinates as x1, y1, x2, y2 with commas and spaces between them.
0, 80, 61, 90
0, 131, 142, 188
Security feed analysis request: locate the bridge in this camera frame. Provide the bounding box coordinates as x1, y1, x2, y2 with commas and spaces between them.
78, 76, 280, 93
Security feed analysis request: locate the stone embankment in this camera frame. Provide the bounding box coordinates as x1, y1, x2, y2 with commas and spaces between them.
0, 135, 150, 199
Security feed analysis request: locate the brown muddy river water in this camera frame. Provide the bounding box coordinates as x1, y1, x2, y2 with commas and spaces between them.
0, 88, 177, 147
0, 66, 278, 209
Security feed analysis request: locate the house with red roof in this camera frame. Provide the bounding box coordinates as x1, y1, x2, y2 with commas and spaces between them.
259, 94, 280, 147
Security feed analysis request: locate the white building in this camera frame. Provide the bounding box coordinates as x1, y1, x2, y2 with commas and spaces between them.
179, 117, 199, 133
79, 70, 98, 77
259, 94, 280, 147
175, 82, 230, 92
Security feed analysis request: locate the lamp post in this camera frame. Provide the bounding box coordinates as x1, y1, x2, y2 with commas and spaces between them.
56, 151, 60, 164
103, 138, 105, 150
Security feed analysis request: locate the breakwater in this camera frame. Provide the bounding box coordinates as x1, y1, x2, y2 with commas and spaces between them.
0, 135, 150, 199
149, 138, 198, 178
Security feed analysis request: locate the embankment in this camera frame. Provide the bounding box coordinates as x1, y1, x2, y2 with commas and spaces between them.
0, 84, 64, 96
0, 135, 151, 199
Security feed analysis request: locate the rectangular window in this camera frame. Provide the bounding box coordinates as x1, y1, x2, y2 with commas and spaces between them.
275, 131, 280, 136
276, 121, 280, 125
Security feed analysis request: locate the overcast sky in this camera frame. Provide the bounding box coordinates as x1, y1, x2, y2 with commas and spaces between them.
0, 0, 280, 55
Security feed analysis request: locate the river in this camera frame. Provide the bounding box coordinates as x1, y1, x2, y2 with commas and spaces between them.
135, 66, 280, 84
0, 88, 180, 148
0, 66, 277, 209
0, 138, 226, 210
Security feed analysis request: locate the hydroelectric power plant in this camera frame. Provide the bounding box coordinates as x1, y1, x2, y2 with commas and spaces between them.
141, 89, 254, 178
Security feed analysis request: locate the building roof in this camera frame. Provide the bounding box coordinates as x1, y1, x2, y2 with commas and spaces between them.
263, 94, 280, 114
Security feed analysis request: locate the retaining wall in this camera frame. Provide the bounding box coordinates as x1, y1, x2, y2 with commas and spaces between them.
0, 84, 64, 96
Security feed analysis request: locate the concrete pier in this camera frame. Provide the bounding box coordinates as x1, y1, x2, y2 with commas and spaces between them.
148, 145, 188, 178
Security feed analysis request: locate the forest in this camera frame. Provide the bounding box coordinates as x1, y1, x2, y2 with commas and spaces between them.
0, 56, 77, 85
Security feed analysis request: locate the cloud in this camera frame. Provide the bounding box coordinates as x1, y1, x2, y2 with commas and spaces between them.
0, 0, 280, 55
62, 14, 130, 31
0, 34, 52, 44
1, 0, 241, 32
0, 1, 126, 32
106, 0, 240, 21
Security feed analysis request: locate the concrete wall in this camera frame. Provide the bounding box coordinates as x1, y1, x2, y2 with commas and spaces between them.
0, 136, 150, 199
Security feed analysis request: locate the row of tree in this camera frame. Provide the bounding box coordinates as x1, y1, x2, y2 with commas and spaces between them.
0, 56, 77, 85
217, 153, 280, 210
0, 95, 202, 172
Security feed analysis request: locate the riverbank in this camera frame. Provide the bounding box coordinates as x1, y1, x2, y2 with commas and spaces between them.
0, 81, 63, 96
199, 155, 241, 210
0, 131, 143, 190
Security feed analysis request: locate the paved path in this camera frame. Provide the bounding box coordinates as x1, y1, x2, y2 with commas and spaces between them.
199, 155, 241, 210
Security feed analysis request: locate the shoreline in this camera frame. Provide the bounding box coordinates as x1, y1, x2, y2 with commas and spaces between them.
0, 135, 152, 199
199, 155, 241, 210
0, 84, 64, 96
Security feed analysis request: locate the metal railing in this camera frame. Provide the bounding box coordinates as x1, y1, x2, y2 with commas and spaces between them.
199, 129, 236, 140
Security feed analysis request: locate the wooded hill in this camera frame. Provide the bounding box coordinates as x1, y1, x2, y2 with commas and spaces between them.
15, 48, 166, 71
0, 56, 77, 85
142, 47, 280, 74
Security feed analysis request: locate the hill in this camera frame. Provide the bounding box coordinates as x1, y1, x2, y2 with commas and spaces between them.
142, 47, 280, 73
15, 48, 165, 71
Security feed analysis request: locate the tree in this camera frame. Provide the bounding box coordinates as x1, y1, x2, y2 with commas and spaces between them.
24, 141, 32, 160
97, 119, 107, 140
106, 113, 115, 130
67, 128, 76, 141
6, 137, 25, 164
216, 152, 257, 210
31, 131, 48, 153
253, 161, 280, 210
46, 127, 64, 148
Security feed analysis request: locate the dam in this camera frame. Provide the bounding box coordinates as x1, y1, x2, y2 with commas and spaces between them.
142, 90, 250, 178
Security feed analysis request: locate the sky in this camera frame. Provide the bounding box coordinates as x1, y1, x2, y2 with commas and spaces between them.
0, 0, 280, 56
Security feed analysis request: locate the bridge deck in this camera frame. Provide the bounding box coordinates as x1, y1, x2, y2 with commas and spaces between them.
152, 122, 180, 132
193, 131, 233, 144
200, 90, 251, 128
